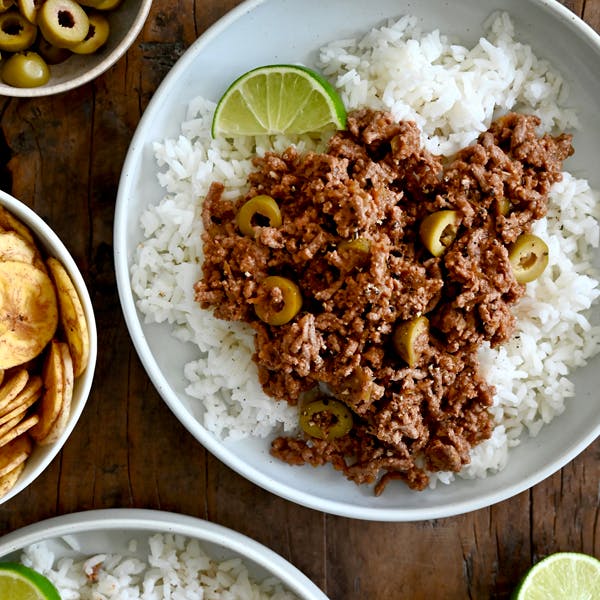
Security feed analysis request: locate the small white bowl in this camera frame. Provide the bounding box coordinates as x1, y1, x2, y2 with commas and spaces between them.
0, 508, 328, 600
0, 190, 97, 504
0, 0, 153, 97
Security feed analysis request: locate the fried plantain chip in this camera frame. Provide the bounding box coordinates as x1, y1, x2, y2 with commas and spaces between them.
0, 413, 38, 448
46, 257, 89, 377
0, 460, 25, 498
0, 368, 29, 413
0, 261, 59, 369
0, 375, 42, 424
0, 414, 23, 438
0, 209, 92, 489
0, 399, 33, 427
29, 340, 64, 443
36, 342, 73, 446
0, 230, 43, 267
0, 206, 36, 246
0, 434, 32, 478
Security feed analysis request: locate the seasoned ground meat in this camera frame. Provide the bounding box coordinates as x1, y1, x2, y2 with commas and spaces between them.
194, 109, 573, 493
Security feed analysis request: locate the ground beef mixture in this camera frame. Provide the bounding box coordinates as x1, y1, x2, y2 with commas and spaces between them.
194, 109, 573, 494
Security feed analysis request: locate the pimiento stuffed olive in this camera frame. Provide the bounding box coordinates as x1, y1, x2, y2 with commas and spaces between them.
237, 194, 282, 237
254, 275, 302, 326
392, 315, 429, 368
299, 398, 353, 441
419, 210, 460, 257
508, 233, 549, 283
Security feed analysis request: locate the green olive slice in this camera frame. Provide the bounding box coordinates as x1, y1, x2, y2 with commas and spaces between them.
338, 237, 370, 267
17, 0, 40, 24
419, 210, 460, 257
0, 0, 14, 14
339, 237, 370, 253
79, 0, 121, 9
254, 275, 302, 326
237, 194, 282, 237
36, 35, 71, 63
497, 197, 511, 216
508, 233, 549, 283
0, 11, 37, 52
1, 50, 49, 86
338, 237, 371, 253
70, 12, 109, 54
299, 398, 353, 441
38, 0, 89, 48
76, 0, 107, 6
392, 315, 429, 368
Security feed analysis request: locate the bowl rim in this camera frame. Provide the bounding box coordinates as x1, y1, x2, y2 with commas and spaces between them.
0, 508, 329, 600
0, 0, 154, 98
0, 190, 98, 505
114, 0, 600, 522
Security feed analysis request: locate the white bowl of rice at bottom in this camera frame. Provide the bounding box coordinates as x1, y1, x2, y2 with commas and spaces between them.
115, 0, 600, 521
0, 509, 327, 599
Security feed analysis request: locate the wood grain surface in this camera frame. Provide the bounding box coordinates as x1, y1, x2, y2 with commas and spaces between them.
0, 1, 598, 599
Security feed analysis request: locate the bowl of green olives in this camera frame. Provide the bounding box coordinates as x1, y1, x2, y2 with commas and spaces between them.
0, 0, 152, 96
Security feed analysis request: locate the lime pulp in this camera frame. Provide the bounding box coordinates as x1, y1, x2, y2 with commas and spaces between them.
514, 552, 600, 600
0, 562, 61, 600
211, 64, 347, 137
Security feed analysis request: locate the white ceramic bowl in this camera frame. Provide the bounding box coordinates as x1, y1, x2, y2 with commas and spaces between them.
0, 508, 328, 599
0, 190, 97, 504
114, 0, 600, 521
0, 0, 153, 97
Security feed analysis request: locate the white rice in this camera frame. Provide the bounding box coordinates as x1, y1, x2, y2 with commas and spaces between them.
318, 11, 578, 156
130, 12, 600, 484
21, 533, 299, 599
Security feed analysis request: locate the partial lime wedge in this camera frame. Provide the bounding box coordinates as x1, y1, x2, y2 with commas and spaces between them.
211, 64, 346, 138
0, 562, 61, 600
514, 552, 600, 599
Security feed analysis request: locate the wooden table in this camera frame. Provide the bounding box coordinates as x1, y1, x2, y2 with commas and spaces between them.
0, 1, 598, 598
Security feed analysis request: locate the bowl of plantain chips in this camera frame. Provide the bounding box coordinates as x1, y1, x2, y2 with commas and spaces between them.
0, 190, 96, 504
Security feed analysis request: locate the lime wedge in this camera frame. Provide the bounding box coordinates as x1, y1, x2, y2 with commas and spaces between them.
514, 552, 600, 599
211, 64, 346, 137
0, 562, 61, 600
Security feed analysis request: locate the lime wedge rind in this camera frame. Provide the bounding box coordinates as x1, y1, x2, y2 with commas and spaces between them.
514, 552, 600, 600
0, 562, 61, 600
211, 64, 347, 138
